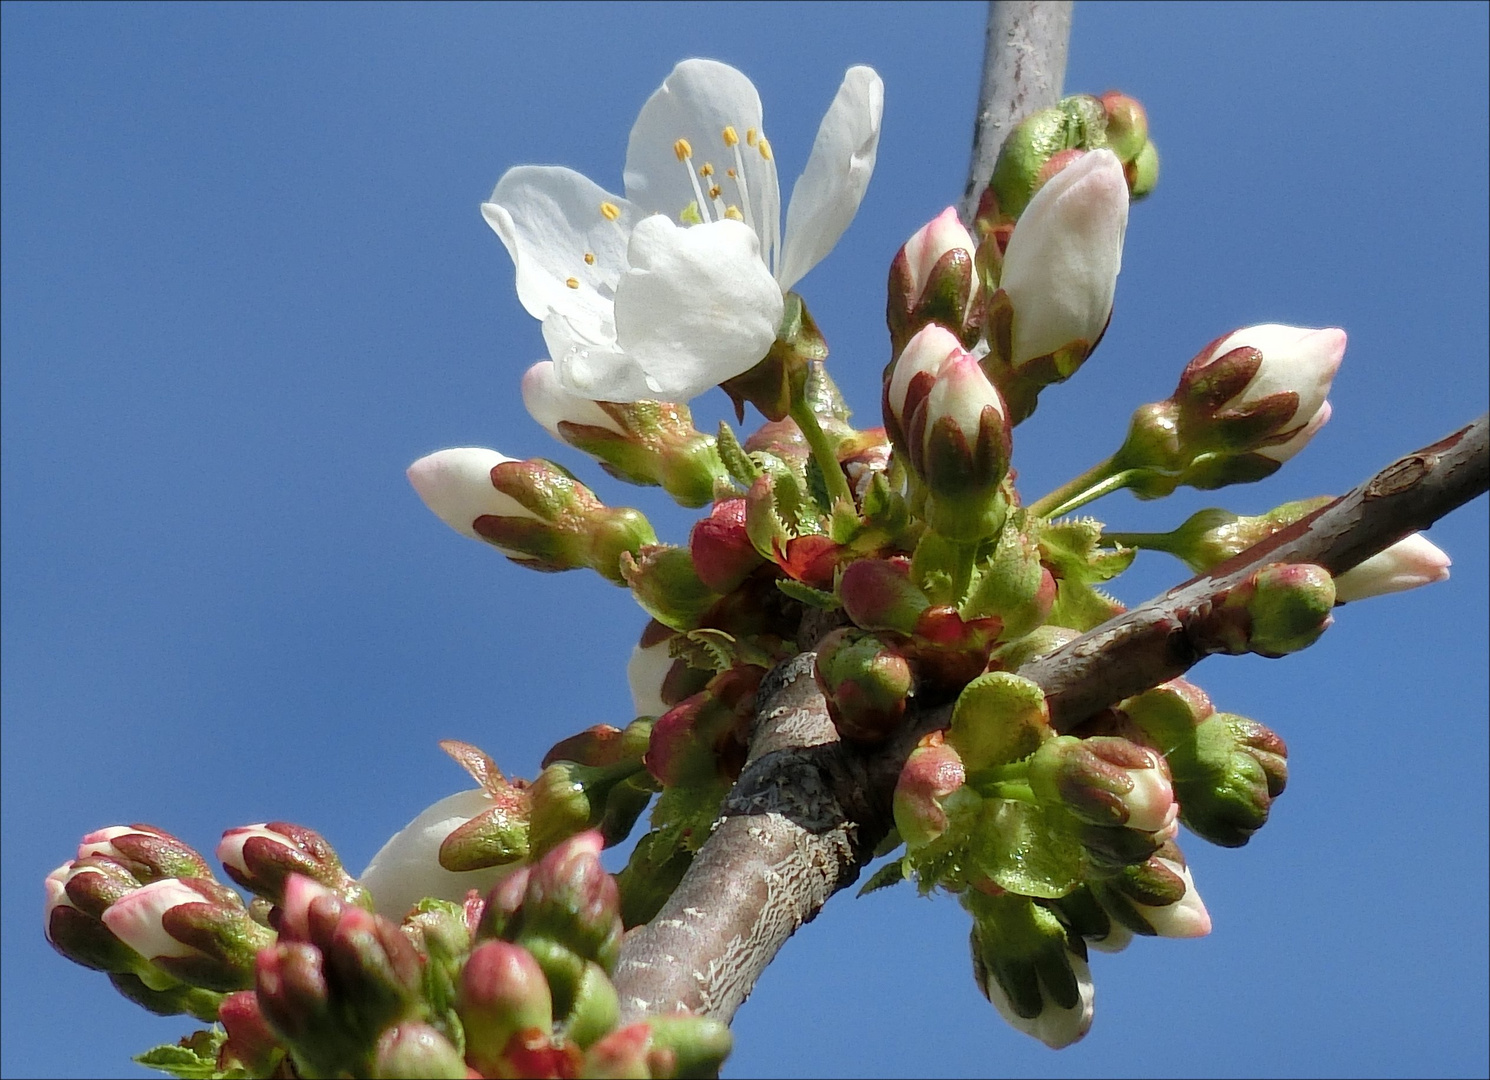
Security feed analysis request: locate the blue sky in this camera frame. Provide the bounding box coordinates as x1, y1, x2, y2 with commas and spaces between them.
3, 3, 1486, 1077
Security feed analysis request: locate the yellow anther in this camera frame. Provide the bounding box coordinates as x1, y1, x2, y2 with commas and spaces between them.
726, 168, 737, 178
600, 201, 621, 221
583, 252, 596, 265
673, 138, 693, 161
723, 125, 739, 147
757, 137, 773, 161
565, 277, 580, 289
746, 128, 757, 146
724, 205, 744, 221
709, 185, 722, 199
699, 162, 714, 177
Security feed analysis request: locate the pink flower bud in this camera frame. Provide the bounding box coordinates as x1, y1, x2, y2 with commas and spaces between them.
77, 824, 212, 882
217, 822, 362, 907
217, 990, 284, 1075
893, 734, 966, 849
839, 556, 929, 635
887, 208, 981, 352
883, 323, 963, 452
1029, 735, 1177, 833
101, 878, 219, 962
101, 875, 272, 990
915, 352, 1011, 504
998, 148, 1128, 368
458, 940, 554, 1076
1139, 856, 1212, 938
1333, 533, 1451, 602
900, 207, 978, 299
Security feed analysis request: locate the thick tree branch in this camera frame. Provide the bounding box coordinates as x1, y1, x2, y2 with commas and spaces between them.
960, 0, 1073, 223
614, 414, 1490, 1024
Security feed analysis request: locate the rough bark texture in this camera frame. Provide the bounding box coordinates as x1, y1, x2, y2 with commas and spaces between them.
614, 415, 1489, 1025
960, 0, 1074, 224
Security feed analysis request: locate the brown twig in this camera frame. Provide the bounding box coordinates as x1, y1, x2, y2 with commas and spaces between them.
614, 415, 1489, 1024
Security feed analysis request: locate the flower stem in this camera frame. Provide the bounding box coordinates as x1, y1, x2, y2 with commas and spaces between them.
1028, 454, 1137, 519
789, 397, 855, 510
1100, 529, 1180, 554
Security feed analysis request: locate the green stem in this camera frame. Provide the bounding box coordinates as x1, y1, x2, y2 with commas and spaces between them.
1100, 529, 1181, 554
1028, 454, 1139, 519
789, 397, 855, 510
985, 780, 1038, 805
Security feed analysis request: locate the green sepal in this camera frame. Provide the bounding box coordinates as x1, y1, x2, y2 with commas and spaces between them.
1039, 517, 1134, 631
135, 1029, 247, 1080
804, 453, 832, 517
715, 421, 761, 489
857, 858, 910, 897
947, 671, 1051, 771
776, 577, 839, 610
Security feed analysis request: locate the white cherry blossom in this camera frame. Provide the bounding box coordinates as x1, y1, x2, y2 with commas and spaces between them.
483, 59, 883, 402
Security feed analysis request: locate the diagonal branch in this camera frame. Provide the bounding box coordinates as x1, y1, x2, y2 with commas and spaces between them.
614, 415, 1489, 1024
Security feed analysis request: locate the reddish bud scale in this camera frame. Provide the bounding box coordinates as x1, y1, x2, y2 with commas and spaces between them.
217, 990, 283, 1075
689, 499, 766, 594
813, 628, 914, 744
78, 825, 212, 883
893, 733, 967, 848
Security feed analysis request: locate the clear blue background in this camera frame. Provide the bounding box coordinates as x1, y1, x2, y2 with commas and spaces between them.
4, 3, 1486, 1077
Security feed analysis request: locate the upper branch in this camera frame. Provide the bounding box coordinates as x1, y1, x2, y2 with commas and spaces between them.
613, 414, 1490, 1025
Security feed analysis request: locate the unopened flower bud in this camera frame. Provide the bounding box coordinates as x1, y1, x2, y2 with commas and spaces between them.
985, 149, 1128, 421
255, 941, 363, 1074
883, 322, 964, 455
458, 940, 554, 1075
1098, 91, 1148, 162
77, 824, 212, 883
965, 890, 1094, 1049
1125, 140, 1160, 199
407, 448, 656, 582
217, 822, 366, 908
44, 857, 145, 974
371, 1022, 467, 1080
1141, 497, 1334, 573
1049, 885, 1133, 954
1029, 736, 1177, 833
217, 990, 285, 1076
915, 352, 1012, 541
563, 960, 621, 1050
522, 360, 727, 508
107, 971, 224, 1021
361, 789, 528, 919
1095, 847, 1212, 939
840, 555, 930, 635
584, 1022, 654, 1078
1334, 533, 1451, 602
887, 207, 981, 354
1213, 562, 1335, 658
893, 733, 967, 849
642, 1014, 735, 1079
518, 831, 622, 974
689, 498, 766, 593
814, 628, 914, 744
101, 876, 273, 992
620, 543, 721, 632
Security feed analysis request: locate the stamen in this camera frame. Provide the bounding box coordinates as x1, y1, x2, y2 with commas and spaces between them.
565, 277, 580, 289
724, 205, 744, 221
699, 162, 714, 178
673, 138, 693, 162
722, 125, 739, 147
746, 128, 757, 146
757, 137, 773, 162
726, 168, 737, 178
677, 135, 714, 224
709, 185, 722, 200
583, 252, 596, 265
727, 141, 756, 234
599, 202, 621, 221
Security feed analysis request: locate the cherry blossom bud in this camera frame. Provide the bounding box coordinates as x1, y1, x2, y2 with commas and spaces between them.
914, 353, 1012, 541
457, 941, 554, 1079
893, 733, 967, 849
76, 824, 212, 883
813, 628, 914, 744
840, 556, 930, 635
371, 1022, 467, 1080
966, 890, 1094, 1049
1210, 562, 1335, 658
522, 360, 726, 508
1334, 533, 1451, 602
882, 323, 964, 454
518, 831, 622, 973
1097, 847, 1213, 939
642, 1014, 735, 1079
254, 941, 362, 1074
1029, 736, 1177, 834
217, 990, 285, 1076
407, 448, 656, 583
987, 149, 1128, 419
361, 789, 527, 918
1139, 497, 1335, 573
45, 857, 144, 974
887, 207, 981, 354
101, 876, 272, 991
1098, 91, 1148, 162
689, 498, 766, 593
217, 822, 367, 908
107, 971, 224, 1021
1126, 140, 1160, 199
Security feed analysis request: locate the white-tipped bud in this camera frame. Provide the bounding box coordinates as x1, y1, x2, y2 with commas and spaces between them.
1334, 533, 1452, 603
406, 447, 536, 541
980, 946, 1095, 1049
1207, 324, 1345, 462
1135, 857, 1213, 938
521, 360, 625, 440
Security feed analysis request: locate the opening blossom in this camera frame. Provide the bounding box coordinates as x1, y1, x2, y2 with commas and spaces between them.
482, 59, 884, 403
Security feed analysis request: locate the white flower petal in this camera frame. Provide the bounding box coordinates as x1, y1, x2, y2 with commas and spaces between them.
481, 165, 635, 338
541, 313, 656, 402
521, 360, 625, 439
1255, 401, 1331, 463
1334, 533, 1452, 602
613, 216, 783, 400
1136, 857, 1213, 938
623, 59, 771, 233
627, 638, 674, 719
1218, 324, 1345, 421
359, 790, 518, 919
984, 948, 1095, 1049
406, 448, 533, 541
1000, 149, 1128, 366
101, 879, 206, 960
776, 66, 885, 291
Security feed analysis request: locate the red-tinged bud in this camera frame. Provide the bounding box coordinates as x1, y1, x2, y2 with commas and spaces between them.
1029, 735, 1176, 834
620, 544, 722, 632
887, 207, 982, 355
813, 628, 914, 744
77, 824, 212, 883
322, 903, 423, 1029
840, 555, 929, 634
277, 872, 347, 943
101, 876, 273, 992
475, 866, 532, 943
495, 1028, 585, 1080
519, 831, 622, 973
562, 960, 621, 1050
641, 1014, 734, 1079
218, 822, 367, 908
689, 498, 766, 593
371, 1022, 468, 1079
1207, 562, 1335, 658
772, 533, 842, 590
1161, 712, 1289, 848
217, 990, 284, 1076
585, 1022, 654, 1079
1126, 140, 1160, 199
643, 669, 756, 789
893, 732, 967, 849
913, 354, 1012, 541
254, 941, 367, 1074
1098, 91, 1148, 162
44, 857, 144, 974
458, 941, 554, 1077
883, 322, 963, 455
543, 722, 646, 771
407, 448, 657, 583
1335, 533, 1451, 602
522, 360, 727, 509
